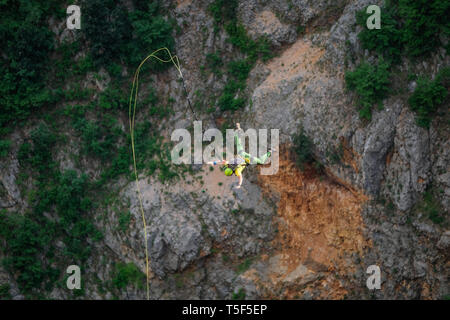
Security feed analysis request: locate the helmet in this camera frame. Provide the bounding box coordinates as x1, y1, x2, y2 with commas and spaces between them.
224, 168, 233, 176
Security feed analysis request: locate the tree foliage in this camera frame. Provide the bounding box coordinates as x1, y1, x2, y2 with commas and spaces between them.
82, 0, 174, 68
356, 5, 403, 64
408, 68, 449, 128
345, 59, 391, 120
292, 128, 315, 170
0, 0, 57, 134
356, 0, 450, 60
398, 0, 450, 58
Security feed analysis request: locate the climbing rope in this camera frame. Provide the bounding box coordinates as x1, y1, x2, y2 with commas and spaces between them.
128, 47, 196, 300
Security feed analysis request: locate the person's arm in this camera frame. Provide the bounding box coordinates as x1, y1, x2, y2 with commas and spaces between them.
235, 174, 243, 189
207, 159, 227, 165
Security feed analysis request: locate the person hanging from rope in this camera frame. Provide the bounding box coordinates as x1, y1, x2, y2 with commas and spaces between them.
207, 123, 274, 189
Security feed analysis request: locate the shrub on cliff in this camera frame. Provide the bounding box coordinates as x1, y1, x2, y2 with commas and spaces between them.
398, 0, 450, 58
408, 68, 449, 128
0, 1, 55, 134
356, 0, 450, 61
83, 0, 174, 69
292, 128, 315, 171
112, 262, 145, 289
356, 5, 403, 64
345, 59, 391, 120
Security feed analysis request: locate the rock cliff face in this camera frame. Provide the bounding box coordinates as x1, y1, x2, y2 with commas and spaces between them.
0, 0, 448, 299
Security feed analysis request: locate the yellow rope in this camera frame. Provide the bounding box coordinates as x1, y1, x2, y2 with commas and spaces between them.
128, 47, 183, 300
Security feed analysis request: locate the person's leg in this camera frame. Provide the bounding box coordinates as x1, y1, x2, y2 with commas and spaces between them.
234, 133, 252, 158
234, 126, 272, 164
235, 133, 272, 164
246, 151, 271, 164
256, 151, 271, 164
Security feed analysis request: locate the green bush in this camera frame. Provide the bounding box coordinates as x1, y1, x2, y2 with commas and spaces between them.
45, 169, 101, 261
236, 258, 253, 274
227, 60, 253, 82
144, 87, 172, 118
96, 119, 178, 183
83, 0, 174, 68
127, 5, 175, 67
12, 122, 102, 293
0, 140, 11, 158
208, 0, 272, 61
143, 87, 159, 106
353, 2, 449, 124
0, 1, 56, 133
156, 143, 179, 183
53, 41, 81, 83
111, 262, 145, 289
357, 1, 450, 61
98, 85, 128, 111
292, 128, 315, 170
0, 0, 178, 296
55, 170, 92, 224
218, 81, 246, 111
417, 191, 445, 225
232, 288, 246, 300
132, 121, 161, 168
0, 211, 58, 294
345, 59, 391, 120
224, 23, 272, 62
208, 0, 238, 26
408, 69, 448, 128
118, 211, 132, 232
0, 284, 11, 300
34, 166, 101, 263
205, 52, 223, 76
356, 5, 403, 64
82, 0, 132, 67
101, 146, 131, 182
74, 117, 122, 162
18, 124, 57, 174
72, 54, 95, 76
207, 0, 273, 113
398, 0, 450, 58
216, 60, 251, 112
